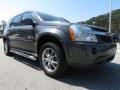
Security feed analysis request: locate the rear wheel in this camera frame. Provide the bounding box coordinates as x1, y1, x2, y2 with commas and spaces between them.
39, 42, 68, 78
4, 40, 12, 56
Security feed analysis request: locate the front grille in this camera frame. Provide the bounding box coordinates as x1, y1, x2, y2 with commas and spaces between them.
97, 35, 112, 42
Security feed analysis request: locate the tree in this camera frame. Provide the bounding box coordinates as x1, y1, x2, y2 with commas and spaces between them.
85, 9, 120, 33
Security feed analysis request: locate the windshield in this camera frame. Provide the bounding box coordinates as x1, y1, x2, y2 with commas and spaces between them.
37, 12, 69, 23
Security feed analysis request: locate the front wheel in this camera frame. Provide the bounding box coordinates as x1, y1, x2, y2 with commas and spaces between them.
39, 42, 68, 78
4, 40, 12, 56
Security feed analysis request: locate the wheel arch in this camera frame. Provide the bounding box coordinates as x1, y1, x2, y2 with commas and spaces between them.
36, 34, 69, 63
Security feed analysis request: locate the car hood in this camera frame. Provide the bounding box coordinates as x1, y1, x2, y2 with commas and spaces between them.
39, 22, 110, 35
70, 23, 109, 36
40, 21, 71, 27
84, 24, 107, 32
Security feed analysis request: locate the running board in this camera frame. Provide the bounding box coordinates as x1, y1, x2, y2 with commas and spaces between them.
10, 49, 37, 61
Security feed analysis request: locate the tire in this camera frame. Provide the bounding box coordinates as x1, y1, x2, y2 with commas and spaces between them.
39, 42, 68, 78
4, 40, 12, 56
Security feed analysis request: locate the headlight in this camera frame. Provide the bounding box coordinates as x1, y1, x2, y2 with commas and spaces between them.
68, 25, 98, 42
75, 32, 98, 42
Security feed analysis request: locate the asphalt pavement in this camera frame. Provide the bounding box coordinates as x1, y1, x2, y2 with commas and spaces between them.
0, 39, 120, 90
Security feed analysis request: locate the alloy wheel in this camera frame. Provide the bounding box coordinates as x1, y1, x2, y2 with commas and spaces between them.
42, 48, 58, 73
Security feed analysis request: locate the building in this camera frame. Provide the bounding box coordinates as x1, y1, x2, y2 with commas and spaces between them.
0, 23, 3, 34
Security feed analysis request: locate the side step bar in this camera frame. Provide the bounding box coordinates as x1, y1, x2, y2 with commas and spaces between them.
10, 49, 37, 61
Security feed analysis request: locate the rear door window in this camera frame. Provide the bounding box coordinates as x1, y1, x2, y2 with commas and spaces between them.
10, 15, 22, 27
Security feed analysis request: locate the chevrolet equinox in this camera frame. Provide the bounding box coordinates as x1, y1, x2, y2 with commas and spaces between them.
3, 11, 117, 77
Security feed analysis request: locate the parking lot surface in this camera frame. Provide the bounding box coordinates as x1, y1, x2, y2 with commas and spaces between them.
0, 39, 120, 90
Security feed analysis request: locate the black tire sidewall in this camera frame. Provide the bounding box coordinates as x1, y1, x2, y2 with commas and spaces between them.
39, 42, 67, 77
4, 40, 11, 56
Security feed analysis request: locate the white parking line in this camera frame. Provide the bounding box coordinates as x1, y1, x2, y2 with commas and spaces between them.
117, 44, 120, 52
117, 49, 120, 53
117, 45, 120, 52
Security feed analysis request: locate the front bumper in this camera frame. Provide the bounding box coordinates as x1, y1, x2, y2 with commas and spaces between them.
67, 42, 117, 67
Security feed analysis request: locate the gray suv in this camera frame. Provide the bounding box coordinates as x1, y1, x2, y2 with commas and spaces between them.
3, 11, 117, 77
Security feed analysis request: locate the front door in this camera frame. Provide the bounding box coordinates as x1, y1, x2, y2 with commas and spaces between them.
8, 14, 22, 48
15, 12, 36, 53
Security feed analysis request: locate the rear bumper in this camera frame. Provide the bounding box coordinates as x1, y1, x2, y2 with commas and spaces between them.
67, 42, 117, 67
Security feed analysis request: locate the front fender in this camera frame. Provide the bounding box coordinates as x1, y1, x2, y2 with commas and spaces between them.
35, 26, 71, 63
